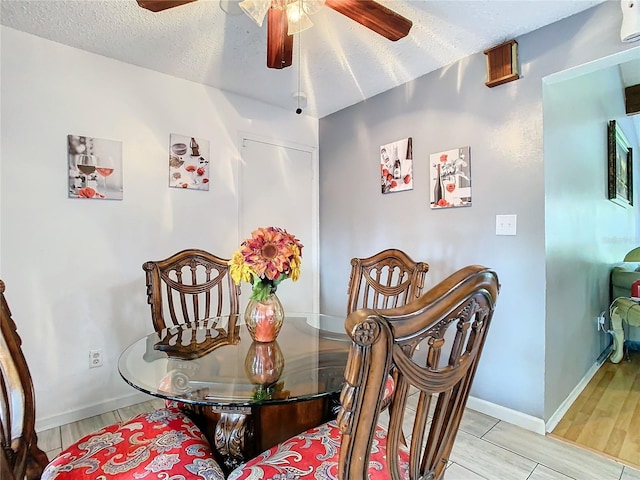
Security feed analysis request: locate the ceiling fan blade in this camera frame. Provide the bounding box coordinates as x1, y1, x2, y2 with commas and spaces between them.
267, 5, 293, 69
325, 0, 412, 41
136, 0, 197, 13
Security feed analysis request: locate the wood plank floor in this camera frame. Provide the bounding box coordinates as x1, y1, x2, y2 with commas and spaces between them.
551, 350, 640, 470
37, 393, 640, 479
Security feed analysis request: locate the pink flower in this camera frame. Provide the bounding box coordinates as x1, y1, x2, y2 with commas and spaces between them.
229, 227, 303, 301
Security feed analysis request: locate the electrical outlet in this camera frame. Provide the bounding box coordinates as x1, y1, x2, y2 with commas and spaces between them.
597, 315, 605, 331
89, 349, 103, 368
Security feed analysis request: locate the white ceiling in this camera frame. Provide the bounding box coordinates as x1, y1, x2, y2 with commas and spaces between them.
0, 0, 612, 118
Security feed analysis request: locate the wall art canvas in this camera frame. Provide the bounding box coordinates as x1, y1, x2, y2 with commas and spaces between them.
380, 137, 413, 194
169, 134, 210, 190
607, 120, 633, 207
430, 146, 471, 209
68, 135, 123, 200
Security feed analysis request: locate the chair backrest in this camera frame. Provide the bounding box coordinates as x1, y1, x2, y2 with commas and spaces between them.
337, 265, 499, 480
0, 280, 49, 480
143, 249, 241, 332
346, 249, 429, 315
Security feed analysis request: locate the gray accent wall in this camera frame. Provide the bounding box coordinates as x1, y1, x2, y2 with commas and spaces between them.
319, 1, 639, 423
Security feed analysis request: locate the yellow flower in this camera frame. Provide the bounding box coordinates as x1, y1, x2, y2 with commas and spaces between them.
289, 259, 300, 282
229, 250, 252, 285
289, 244, 301, 281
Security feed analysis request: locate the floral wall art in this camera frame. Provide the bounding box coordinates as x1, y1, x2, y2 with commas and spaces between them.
68, 134, 123, 200
169, 133, 210, 190
430, 146, 471, 209
380, 137, 413, 194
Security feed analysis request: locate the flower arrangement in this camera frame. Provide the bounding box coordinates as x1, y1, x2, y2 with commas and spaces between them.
229, 227, 303, 301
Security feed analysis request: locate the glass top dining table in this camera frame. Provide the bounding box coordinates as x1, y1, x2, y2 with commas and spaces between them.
118, 313, 351, 408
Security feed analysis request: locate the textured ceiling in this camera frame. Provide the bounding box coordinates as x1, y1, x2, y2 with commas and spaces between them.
1, 0, 608, 118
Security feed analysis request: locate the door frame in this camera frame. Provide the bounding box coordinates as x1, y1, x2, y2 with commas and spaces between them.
236, 131, 319, 313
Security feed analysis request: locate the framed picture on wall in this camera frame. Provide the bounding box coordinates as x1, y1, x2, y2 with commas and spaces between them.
429, 146, 471, 209
68, 135, 123, 200
607, 120, 633, 207
169, 134, 210, 190
380, 137, 413, 194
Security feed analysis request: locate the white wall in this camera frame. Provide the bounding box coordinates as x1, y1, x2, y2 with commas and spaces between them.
318, 1, 638, 426
0, 27, 318, 430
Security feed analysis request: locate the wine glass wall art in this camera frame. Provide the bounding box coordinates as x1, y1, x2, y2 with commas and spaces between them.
68, 135, 123, 200
169, 133, 210, 191
380, 137, 413, 194
430, 146, 471, 209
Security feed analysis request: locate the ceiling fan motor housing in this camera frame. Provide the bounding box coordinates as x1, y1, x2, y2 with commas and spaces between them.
137, 0, 413, 70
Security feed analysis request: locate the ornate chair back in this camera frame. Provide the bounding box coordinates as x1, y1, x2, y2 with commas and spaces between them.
338, 265, 499, 479
347, 249, 429, 315
143, 249, 241, 332
0, 280, 49, 480
228, 265, 499, 480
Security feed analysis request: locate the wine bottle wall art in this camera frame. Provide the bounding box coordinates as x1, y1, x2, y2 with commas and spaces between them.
169, 133, 210, 191
67, 134, 123, 200
429, 146, 471, 209
380, 137, 413, 194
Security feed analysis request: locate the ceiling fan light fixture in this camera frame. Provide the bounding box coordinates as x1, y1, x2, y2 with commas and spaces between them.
286, 1, 314, 35
301, 0, 326, 16
239, 0, 271, 26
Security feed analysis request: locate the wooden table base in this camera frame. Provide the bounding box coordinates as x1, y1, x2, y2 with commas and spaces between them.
185, 394, 339, 475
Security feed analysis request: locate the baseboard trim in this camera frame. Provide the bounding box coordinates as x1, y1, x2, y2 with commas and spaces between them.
545, 355, 605, 433
35, 391, 151, 433
466, 395, 546, 434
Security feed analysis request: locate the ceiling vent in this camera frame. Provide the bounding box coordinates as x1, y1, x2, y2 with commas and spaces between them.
484, 39, 519, 88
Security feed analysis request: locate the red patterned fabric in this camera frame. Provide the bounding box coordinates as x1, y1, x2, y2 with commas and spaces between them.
383, 374, 395, 402
228, 420, 410, 480
42, 407, 224, 480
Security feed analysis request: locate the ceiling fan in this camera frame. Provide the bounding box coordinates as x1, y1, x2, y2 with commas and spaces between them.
136, 0, 413, 69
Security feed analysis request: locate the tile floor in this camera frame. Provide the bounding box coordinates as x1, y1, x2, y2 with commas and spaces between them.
37, 396, 640, 480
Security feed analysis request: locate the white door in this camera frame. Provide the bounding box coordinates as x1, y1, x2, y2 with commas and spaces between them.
239, 136, 318, 313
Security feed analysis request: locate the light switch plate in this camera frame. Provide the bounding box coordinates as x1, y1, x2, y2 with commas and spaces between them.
496, 214, 517, 235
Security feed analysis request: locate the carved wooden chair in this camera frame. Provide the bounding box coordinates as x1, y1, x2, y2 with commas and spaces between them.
0, 279, 226, 480
143, 248, 241, 332
229, 265, 499, 480
347, 248, 429, 315
0, 279, 49, 480
348, 249, 429, 409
